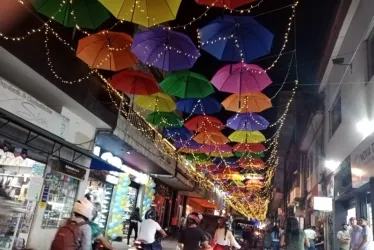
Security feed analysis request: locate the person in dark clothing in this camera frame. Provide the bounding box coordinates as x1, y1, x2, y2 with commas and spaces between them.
128, 207, 141, 246
178, 212, 210, 250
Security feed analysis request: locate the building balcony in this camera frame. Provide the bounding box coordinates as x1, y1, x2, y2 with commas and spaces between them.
288, 186, 302, 206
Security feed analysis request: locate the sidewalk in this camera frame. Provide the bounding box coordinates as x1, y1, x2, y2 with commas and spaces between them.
112, 239, 177, 250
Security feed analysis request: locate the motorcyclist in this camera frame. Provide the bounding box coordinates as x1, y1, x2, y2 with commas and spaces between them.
137, 208, 167, 250
178, 212, 211, 250
144, 203, 158, 221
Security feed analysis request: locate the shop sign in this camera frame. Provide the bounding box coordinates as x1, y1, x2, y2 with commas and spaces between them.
89, 170, 118, 185
0, 77, 70, 139
351, 132, 374, 188
53, 160, 86, 180
40, 173, 53, 208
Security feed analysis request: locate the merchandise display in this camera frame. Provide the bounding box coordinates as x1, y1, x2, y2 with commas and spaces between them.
122, 187, 137, 235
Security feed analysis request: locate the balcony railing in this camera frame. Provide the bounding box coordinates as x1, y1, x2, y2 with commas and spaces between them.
289, 187, 302, 206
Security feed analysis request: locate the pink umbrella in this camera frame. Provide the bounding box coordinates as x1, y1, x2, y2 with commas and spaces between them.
211, 63, 272, 93
200, 144, 232, 153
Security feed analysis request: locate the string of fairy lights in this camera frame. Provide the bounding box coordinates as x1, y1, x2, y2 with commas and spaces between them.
0, 0, 301, 220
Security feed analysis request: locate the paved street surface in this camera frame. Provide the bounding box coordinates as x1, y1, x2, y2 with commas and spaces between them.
112, 239, 177, 250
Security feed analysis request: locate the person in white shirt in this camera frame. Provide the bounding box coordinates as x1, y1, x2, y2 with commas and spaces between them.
137, 209, 167, 250
304, 226, 317, 250
337, 223, 350, 250
213, 218, 241, 250
357, 217, 374, 250
350, 217, 363, 250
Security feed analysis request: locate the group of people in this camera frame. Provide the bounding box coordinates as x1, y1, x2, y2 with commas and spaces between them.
337, 217, 374, 250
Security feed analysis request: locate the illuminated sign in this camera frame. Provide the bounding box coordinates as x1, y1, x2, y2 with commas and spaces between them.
313, 197, 333, 212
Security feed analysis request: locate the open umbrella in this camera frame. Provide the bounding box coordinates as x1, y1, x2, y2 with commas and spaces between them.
32, 0, 110, 29
99, 0, 182, 27
177, 97, 222, 114
227, 113, 269, 131
77, 31, 137, 71
234, 152, 264, 158
185, 153, 210, 161
109, 70, 159, 95
131, 28, 200, 71
134, 92, 176, 112
211, 63, 272, 93
146, 112, 183, 128
195, 0, 257, 9
209, 152, 234, 157
174, 141, 201, 149
160, 71, 214, 98
200, 144, 232, 153
222, 92, 272, 113
236, 157, 264, 166
185, 116, 224, 132
193, 131, 229, 145
213, 157, 238, 166
200, 15, 274, 62
163, 127, 193, 141
233, 143, 265, 153
228, 131, 266, 143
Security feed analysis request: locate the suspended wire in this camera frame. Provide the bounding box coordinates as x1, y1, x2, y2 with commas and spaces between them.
270, 52, 294, 100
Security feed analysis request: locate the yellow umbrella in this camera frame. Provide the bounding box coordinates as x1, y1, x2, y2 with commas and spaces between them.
99, 0, 182, 27
228, 131, 266, 143
134, 92, 176, 112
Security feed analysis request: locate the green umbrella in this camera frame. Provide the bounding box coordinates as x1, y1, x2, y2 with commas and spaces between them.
234, 152, 264, 158
32, 0, 111, 29
185, 153, 209, 161
146, 112, 183, 128
160, 71, 214, 98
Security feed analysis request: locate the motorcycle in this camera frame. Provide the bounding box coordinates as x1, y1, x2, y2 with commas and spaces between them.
132, 232, 163, 250
92, 241, 111, 250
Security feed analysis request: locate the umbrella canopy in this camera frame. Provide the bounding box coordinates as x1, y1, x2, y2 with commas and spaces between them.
213, 157, 238, 165
185, 115, 224, 132
179, 148, 200, 153
99, 0, 182, 27
193, 131, 229, 145
209, 152, 234, 157
229, 131, 266, 143
200, 144, 232, 153
146, 112, 183, 128
234, 152, 264, 158
195, 0, 257, 9
76, 31, 137, 71
33, 0, 110, 29
131, 28, 200, 71
227, 113, 269, 131
200, 15, 274, 62
233, 143, 265, 153
211, 63, 272, 93
163, 127, 193, 141
174, 141, 201, 149
160, 71, 214, 98
222, 92, 272, 113
109, 70, 159, 96
185, 153, 209, 161
177, 97, 222, 114
237, 157, 264, 166
213, 167, 240, 175
134, 92, 176, 112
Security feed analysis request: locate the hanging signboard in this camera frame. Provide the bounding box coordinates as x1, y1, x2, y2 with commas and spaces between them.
51, 159, 87, 180
0, 77, 70, 139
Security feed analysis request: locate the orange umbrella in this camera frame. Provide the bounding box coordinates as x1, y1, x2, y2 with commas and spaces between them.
193, 131, 229, 145
185, 115, 224, 132
233, 143, 265, 153
77, 30, 137, 71
237, 158, 265, 169
222, 92, 272, 113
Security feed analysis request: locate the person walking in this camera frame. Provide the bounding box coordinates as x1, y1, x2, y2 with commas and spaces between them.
280, 217, 310, 250
304, 226, 317, 250
337, 223, 350, 250
350, 217, 363, 250
127, 207, 142, 246
357, 217, 374, 250
271, 225, 281, 250
213, 218, 241, 250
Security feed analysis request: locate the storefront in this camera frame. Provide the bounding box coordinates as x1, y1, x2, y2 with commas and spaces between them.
154, 180, 173, 227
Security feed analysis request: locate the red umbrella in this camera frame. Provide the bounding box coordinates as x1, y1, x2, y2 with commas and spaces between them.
233, 143, 265, 153
200, 144, 232, 153
195, 0, 257, 9
196, 164, 219, 172
185, 115, 224, 132
213, 167, 239, 175
109, 70, 160, 96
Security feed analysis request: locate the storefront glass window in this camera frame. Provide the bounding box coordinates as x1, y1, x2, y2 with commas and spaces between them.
123, 187, 138, 236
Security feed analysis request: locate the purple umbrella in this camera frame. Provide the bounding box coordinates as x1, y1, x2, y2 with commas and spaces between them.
174, 140, 201, 149
211, 63, 272, 93
227, 113, 269, 131
131, 28, 200, 71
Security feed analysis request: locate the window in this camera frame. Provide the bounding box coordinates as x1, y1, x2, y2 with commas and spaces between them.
367, 28, 374, 81
330, 93, 342, 137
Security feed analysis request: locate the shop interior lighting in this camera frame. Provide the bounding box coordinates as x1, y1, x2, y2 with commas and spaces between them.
324, 160, 340, 172
356, 119, 374, 138
93, 146, 101, 156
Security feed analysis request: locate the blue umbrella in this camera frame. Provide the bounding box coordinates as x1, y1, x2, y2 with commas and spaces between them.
227, 113, 269, 131
213, 157, 238, 166
163, 127, 193, 141
199, 15, 274, 62
174, 140, 201, 149
176, 97, 222, 114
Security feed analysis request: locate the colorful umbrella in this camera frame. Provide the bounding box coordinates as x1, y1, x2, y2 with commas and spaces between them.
76, 31, 137, 71
33, 0, 110, 29
186, 153, 209, 161
193, 131, 229, 145
185, 116, 224, 132
195, 0, 257, 9
134, 92, 176, 112
146, 112, 183, 128
174, 141, 201, 149
200, 144, 232, 153
209, 152, 234, 157
213, 157, 238, 166
199, 15, 274, 62
227, 113, 269, 131
233, 143, 265, 153
236, 157, 264, 166
211, 63, 272, 93
160, 71, 214, 98
222, 92, 272, 113
109, 70, 159, 96
163, 127, 193, 141
213, 167, 240, 174
99, 0, 182, 27
177, 97, 222, 114
131, 28, 200, 71
234, 152, 264, 158
228, 131, 266, 143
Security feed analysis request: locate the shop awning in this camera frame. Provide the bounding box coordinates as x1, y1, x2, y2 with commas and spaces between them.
90, 157, 123, 172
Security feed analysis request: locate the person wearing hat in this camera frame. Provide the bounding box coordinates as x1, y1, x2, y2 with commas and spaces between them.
349, 217, 363, 250
337, 223, 350, 250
